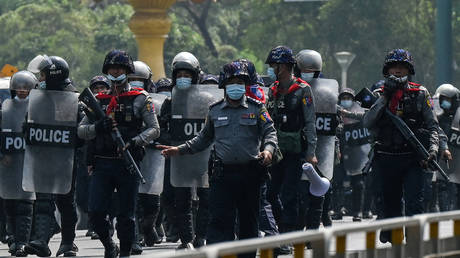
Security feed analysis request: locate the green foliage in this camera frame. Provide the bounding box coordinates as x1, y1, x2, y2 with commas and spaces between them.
0, 0, 457, 91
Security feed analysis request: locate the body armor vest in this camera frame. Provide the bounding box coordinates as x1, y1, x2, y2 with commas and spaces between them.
93, 93, 144, 159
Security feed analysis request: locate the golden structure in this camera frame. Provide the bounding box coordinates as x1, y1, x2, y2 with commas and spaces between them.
128, 0, 176, 81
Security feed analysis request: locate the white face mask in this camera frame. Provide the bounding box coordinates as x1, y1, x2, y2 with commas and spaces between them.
301, 72, 314, 81
129, 80, 144, 88
340, 99, 353, 108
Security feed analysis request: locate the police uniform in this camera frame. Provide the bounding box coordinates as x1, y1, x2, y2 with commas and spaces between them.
364, 82, 439, 221
177, 95, 277, 257
266, 77, 318, 232
78, 85, 160, 256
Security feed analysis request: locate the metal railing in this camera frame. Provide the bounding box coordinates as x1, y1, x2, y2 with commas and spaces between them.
153, 210, 460, 258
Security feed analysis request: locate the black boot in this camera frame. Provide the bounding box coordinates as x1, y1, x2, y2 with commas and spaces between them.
351, 175, 364, 222
15, 206, 33, 257
141, 215, 156, 247
56, 242, 78, 257
101, 238, 119, 258
25, 214, 52, 257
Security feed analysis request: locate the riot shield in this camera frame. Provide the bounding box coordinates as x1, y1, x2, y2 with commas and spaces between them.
340, 102, 371, 176
22, 89, 78, 194
0, 99, 35, 200
170, 84, 224, 187
139, 93, 167, 194
440, 107, 460, 183
310, 78, 339, 180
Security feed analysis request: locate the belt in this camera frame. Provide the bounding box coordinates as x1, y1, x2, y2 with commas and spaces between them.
94, 155, 123, 160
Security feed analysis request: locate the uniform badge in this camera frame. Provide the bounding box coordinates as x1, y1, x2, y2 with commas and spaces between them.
260, 111, 272, 122
303, 96, 312, 107
426, 97, 433, 109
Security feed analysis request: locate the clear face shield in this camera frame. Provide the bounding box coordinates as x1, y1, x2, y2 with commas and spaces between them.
27, 55, 52, 74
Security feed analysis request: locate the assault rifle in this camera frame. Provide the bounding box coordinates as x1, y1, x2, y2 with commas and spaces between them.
385, 108, 450, 181
79, 88, 146, 184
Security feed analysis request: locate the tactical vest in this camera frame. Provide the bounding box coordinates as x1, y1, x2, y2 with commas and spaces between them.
376, 86, 428, 152
93, 93, 144, 159
267, 79, 307, 153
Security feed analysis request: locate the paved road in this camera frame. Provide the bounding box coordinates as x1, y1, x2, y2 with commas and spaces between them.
0, 216, 454, 257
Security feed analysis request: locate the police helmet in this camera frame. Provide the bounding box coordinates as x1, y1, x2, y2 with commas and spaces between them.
129, 61, 152, 81
27, 55, 71, 87
9, 70, 38, 97
218, 61, 250, 89
200, 74, 219, 85
435, 84, 460, 99
102, 50, 135, 75
382, 49, 415, 76
265, 46, 296, 64
171, 52, 200, 85
339, 88, 356, 99
295, 49, 322, 72
90, 75, 111, 90
155, 77, 172, 92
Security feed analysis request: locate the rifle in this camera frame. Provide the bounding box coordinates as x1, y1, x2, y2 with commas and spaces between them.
384, 108, 450, 181
79, 88, 146, 184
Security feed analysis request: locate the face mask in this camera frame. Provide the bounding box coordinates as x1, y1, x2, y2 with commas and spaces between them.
441, 100, 452, 110
226, 84, 246, 100
340, 99, 353, 108
107, 74, 127, 82
158, 91, 171, 97
267, 67, 276, 81
129, 80, 144, 88
301, 72, 314, 82
14, 95, 28, 101
176, 77, 192, 90
38, 81, 46, 89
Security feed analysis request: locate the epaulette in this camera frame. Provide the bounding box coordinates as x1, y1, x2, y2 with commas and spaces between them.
247, 96, 263, 106
409, 82, 421, 87
209, 98, 225, 108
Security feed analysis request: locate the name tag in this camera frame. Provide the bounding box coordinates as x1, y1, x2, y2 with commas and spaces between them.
315, 113, 338, 136
343, 122, 371, 146
218, 116, 228, 121
0, 132, 25, 153
24, 123, 76, 148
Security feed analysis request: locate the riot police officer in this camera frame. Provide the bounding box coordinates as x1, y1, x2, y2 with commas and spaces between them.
364, 49, 439, 243
160, 60, 277, 258
0, 71, 37, 256
159, 52, 204, 249
78, 50, 160, 257
337, 88, 371, 222
434, 84, 457, 210
24, 55, 80, 257
128, 61, 155, 92
294, 49, 339, 227
265, 46, 318, 235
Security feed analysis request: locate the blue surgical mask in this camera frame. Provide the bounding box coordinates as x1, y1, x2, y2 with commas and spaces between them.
301, 72, 314, 82
267, 67, 276, 81
176, 77, 192, 90
38, 81, 46, 89
129, 80, 144, 88
340, 99, 353, 108
226, 84, 246, 100
107, 74, 127, 83
441, 100, 452, 110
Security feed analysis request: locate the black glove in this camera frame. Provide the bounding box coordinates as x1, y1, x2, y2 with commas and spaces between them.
421, 150, 437, 169
95, 116, 113, 134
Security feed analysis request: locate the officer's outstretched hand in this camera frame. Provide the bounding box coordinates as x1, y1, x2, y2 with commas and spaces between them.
441, 149, 453, 161
258, 150, 272, 166
157, 145, 180, 158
